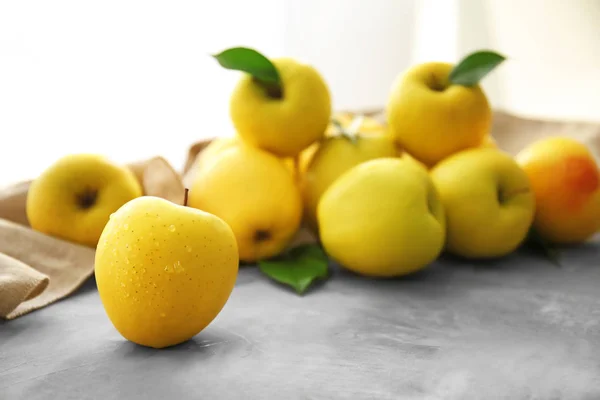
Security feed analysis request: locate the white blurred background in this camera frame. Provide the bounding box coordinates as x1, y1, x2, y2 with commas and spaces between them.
1, 0, 599, 184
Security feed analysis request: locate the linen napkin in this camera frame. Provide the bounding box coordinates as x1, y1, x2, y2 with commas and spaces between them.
0, 156, 184, 320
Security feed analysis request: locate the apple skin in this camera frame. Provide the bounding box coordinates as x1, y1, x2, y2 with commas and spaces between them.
386, 62, 491, 167
229, 57, 331, 158
516, 137, 600, 244
318, 157, 446, 278
95, 196, 239, 349
300, 134, 398, 233
187, 143, 302, 263
430, 148, 535, 259
297, 113, 396, 177
26, 154, 143, 247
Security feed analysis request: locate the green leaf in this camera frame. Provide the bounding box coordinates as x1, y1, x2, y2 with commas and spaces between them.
258, 244, 329, 294
448, 50, 506, 87
212, 47, 282, 98
330, 117, 345, 133
346, 115, 365, 137
524, 227, 561, 266
330, 117, 358, 144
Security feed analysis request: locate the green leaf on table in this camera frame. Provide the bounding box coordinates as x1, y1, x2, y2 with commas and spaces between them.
258, 244, 330, 294
448, 50, 506, 87
212, 47, 283, 98
524, 227, 561, 266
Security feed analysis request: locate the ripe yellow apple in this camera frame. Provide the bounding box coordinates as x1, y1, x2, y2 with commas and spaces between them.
95, 195, 238, 349
299, 113, 396, 173
229, 57, 331, 158
188, 143, 302, 262
318, 157, 446, 277
516, 137, 600, 244
26, 154, 143, 247
430, 148, 535, 258
386, 62, 491, 167
300, 129, 398, 233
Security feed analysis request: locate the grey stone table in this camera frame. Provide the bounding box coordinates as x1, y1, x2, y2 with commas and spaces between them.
1, 239, 600, 400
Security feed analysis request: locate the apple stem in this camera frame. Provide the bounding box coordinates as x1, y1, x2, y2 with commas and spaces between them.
184, 188, 189, 207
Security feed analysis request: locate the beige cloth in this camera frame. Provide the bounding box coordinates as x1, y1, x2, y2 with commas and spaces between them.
0, 156, 184, 320
1, 110, 599, 320
490, 111, 600, 157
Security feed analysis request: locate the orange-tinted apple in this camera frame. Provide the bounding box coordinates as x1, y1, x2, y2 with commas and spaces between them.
516, 137, 600, 244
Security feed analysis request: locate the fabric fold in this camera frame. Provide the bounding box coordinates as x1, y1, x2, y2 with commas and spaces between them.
0, 252, 50, 318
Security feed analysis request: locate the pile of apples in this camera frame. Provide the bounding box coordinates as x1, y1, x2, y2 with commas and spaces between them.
185, 48, 600, 278
24, 48, 600, 349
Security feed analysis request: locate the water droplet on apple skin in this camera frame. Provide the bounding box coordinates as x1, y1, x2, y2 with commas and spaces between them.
123, 223, 129, 230
173, 261, 185, 273
186, 245, 192, 253
168, 225, 176, 232
120, 282, 126, 288
160, 313, 166, 318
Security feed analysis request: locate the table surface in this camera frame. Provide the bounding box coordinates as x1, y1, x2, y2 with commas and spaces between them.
2, 239, 600, 400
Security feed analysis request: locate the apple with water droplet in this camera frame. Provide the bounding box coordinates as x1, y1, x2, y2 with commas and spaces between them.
94, 191, 239, 349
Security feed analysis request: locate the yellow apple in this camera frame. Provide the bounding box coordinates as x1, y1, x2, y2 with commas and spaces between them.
26, 154, 143, 247
229, 57, 331, 158
430, 148, 535, 258
386, 62, 491, 167
188, 143, 302, 262
298, 112, 396, 173
516, 137, 600, 244
95, 195, 238, 349
318, 157, 446, 277
300, 125, 398, 233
